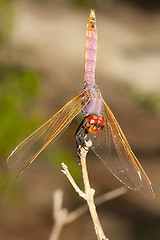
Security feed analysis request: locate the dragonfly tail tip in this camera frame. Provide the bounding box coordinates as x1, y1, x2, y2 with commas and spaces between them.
90, 9, 95, 15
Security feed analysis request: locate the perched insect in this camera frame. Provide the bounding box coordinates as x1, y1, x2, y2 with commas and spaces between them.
7, 10, 155, 199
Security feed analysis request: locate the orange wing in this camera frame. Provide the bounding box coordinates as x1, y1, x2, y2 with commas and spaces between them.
7, 90, 90, 176
91, 99, 155, 199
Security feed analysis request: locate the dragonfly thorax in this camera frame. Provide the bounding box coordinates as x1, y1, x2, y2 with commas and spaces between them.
84, 114, 105, 134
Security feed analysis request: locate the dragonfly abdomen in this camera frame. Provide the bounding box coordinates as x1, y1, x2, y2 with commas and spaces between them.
84, 9, 97, 88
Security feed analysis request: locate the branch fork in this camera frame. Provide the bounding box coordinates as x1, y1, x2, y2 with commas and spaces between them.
49, 139, 128, 240
62, 139, 108, 240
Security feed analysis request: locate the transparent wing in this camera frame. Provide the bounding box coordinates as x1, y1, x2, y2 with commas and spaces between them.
7, 89, 90, 176
91, 99, 155, 199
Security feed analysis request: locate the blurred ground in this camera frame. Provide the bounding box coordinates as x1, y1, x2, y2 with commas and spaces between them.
0, 0, 160, 240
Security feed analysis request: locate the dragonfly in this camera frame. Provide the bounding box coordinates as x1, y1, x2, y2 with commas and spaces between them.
7, 9, 155, 199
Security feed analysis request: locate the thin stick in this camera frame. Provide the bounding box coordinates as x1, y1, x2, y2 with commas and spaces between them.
61, 163, 127, 223
79, 140, 108, 240
52, 143, 128, 240
49, 186, 127, 240
49, 189, 68, 240
61, 163, 86, 200
66, 186, 127, 223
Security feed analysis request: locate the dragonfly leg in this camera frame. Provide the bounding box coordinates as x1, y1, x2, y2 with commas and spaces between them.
93, 133, 96, 143
76, 123, 84, 164
76, 117, 90, 164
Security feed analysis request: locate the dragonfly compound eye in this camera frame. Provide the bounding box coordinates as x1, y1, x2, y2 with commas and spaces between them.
86, 115, 98, 125
97, 116, 105, 127
84, 115, 105, 134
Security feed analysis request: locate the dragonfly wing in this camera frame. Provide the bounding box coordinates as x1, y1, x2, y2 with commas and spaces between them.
7, 89, 90, 176
91, 99, 155, 199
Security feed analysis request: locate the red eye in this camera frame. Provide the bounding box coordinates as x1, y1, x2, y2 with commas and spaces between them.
86, 115, 98, 124
97, 116, 105, 126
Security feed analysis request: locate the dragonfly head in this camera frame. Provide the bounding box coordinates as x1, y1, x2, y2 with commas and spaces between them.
85, 115, 105, 134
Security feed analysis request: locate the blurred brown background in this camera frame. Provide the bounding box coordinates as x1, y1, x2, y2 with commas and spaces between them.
0, 0, 160, 239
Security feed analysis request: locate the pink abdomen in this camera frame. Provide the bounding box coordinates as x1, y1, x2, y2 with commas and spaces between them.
84, 10, 97, 88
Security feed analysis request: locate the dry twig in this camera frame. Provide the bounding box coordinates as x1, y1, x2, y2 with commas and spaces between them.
49, 140, 128, 240
79, 140, 107, 240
